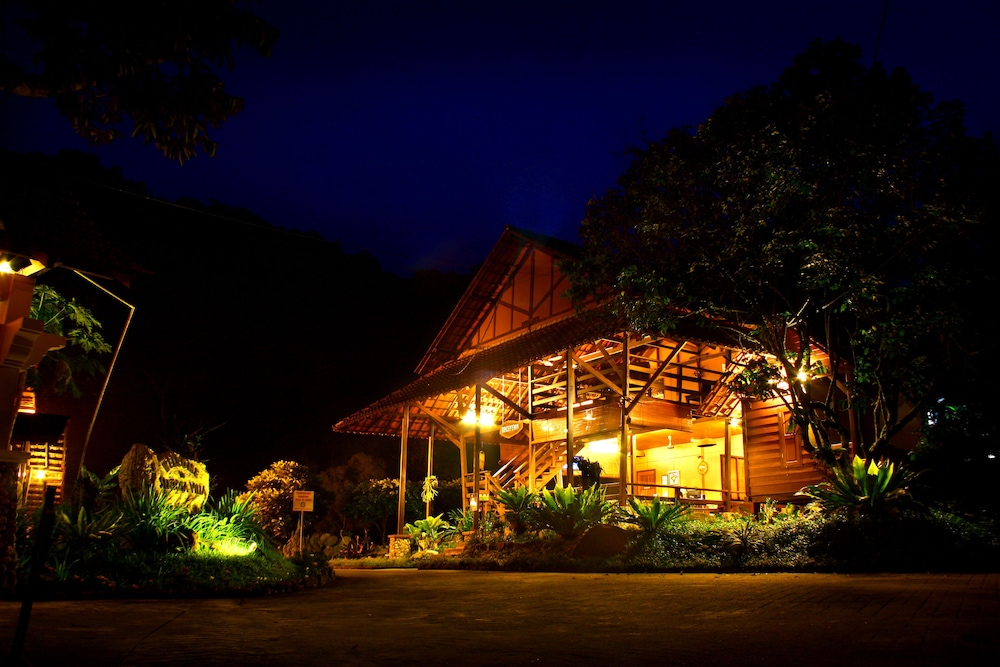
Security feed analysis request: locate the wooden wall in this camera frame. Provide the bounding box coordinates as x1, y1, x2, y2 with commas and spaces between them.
743, 399, 824, 504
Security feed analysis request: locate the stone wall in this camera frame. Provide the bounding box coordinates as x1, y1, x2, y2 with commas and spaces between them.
0, 451, 29, 595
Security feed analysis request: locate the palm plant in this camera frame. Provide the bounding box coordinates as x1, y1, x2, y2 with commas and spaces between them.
496, 487, 538, 535
622, 497, 690, 542
532, 485, 616, 539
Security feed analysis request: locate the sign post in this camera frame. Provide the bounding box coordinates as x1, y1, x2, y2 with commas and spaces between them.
292, 490, 314, 556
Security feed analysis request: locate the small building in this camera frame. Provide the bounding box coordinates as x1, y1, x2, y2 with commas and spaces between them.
334, 227, 833, 532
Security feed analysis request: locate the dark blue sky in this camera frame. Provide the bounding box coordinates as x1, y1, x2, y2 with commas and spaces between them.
2, 1, 997, 275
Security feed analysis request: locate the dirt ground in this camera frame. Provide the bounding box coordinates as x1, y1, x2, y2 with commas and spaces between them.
3, 569, 998, 666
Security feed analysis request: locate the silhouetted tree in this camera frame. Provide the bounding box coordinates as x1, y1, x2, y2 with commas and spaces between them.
0, 0, 278, 161
567, 39, 995, 464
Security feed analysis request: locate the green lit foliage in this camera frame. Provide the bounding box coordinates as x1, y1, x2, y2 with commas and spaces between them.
531, 486, 617, 540
567, 38, 995, 466
28, 283, 112, 397
118, 486, 192, 553
187, 490, 267, 555
496, 487, 538, 535
622, 497, 690, 543
241, 460, 312, 544
404, 514, 452, 553
1, 0, 278, 162
796, 454, 920, 519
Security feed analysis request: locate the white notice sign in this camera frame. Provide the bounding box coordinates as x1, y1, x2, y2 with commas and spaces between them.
292, 490, 314, 512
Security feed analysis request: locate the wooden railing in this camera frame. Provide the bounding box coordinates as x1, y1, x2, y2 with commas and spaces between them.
602, 482, 744, 513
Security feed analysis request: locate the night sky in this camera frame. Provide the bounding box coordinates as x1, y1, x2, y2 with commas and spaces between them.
2, 0, 997, 276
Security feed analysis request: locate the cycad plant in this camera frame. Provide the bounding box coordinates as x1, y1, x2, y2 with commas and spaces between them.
796, 454, 920, 518
532, 485, 616, 539
496, 487, 538, 535
622, 497, 690, 542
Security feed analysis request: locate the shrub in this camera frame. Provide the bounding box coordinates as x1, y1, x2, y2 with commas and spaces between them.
241, 461, 312, 543
118, 486, 192, 553
621, 497, 690, 543
530, 486, 616, 539
797, 454, 920, 519
404, 514, 452, 553
496, 487, 538, 535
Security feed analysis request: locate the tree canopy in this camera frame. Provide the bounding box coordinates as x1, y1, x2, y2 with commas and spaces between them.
0, 0, 278, 162
567, 39, 996, 462
29, 283, 112, 397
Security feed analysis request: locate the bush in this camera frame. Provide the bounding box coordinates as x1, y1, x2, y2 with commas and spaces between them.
529, 486, 617, 539
241, 461, 312, 543
496, 487, 538, 535
13, 484, 330, 600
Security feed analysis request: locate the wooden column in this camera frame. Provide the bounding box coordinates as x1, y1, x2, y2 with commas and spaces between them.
565, 348, 575, 488
425, 424, 435, 518
618, 334, 630, 505
472, 386, 481, 530
723, 418, 732, 510
528, 365, 536, 491
396, 404, 410, 536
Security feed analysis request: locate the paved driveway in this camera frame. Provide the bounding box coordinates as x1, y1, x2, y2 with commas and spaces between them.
3, 570, 998, 666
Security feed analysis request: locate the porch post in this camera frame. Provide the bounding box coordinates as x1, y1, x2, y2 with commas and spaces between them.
528, 365, 536, 491
425, 424, 435, 518
565, 348, 575, 488
396, 404, 410, 536
473, 385, 481, 530
723, 418, 732, 510
618, 333, 630, 506
459, 433, 468, 509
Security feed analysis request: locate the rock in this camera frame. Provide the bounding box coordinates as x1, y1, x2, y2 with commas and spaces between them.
572, 524, 630, 559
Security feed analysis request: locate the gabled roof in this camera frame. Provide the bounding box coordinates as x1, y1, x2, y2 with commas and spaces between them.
332, 225, 755, 439
333, 307, 620, 436
415, 225, 578, 374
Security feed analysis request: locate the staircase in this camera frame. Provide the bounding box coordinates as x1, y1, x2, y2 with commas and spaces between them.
464, 439, 583, 504
698, 353, 751, 418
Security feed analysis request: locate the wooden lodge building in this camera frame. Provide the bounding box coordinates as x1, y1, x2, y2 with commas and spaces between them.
333, 227, 830, 533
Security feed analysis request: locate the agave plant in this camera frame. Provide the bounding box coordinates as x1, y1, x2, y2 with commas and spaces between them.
496, 487, 538, 535
532, 485, 616, 539
622, 496, 690, 541
796, 454, 919, 518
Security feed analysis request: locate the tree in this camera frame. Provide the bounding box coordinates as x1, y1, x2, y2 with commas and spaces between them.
567, 39, 995, 464
240, 460, 310, 544
28, 283, 112, 397
0, 0, 278, 162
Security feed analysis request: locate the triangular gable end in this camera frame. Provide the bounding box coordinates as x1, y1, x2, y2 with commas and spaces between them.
416, 227, 577, 374
468, 242, 574, 354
